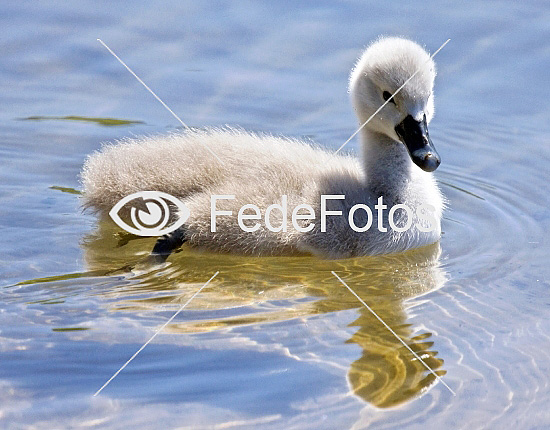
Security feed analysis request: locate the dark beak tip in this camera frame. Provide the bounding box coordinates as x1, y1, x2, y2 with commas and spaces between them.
414, 153, 441, 172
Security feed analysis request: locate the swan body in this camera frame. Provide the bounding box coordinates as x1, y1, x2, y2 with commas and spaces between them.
81, 37, 444, 258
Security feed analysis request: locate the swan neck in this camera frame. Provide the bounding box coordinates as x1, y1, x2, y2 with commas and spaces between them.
360, 129, 414, 193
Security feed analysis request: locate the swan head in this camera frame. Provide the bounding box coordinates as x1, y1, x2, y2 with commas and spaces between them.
349, 37, 440, 172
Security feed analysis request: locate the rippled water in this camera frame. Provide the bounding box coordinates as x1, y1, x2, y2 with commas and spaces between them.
2, 1, 550, 429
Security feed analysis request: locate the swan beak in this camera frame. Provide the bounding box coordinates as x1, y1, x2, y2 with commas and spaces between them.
395, 114, 441, 172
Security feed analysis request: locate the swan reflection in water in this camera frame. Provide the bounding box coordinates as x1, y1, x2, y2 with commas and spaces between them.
78, 219, 448, 408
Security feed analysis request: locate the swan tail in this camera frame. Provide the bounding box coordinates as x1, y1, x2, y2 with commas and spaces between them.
79, 133, 202, 214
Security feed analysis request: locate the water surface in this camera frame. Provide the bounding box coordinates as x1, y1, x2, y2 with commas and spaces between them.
1, 1, 550, 428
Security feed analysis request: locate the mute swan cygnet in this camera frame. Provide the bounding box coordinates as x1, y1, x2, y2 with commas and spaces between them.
81, 37, 444, 259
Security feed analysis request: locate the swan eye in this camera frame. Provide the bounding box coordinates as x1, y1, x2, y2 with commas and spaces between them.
382, 91, 395, 105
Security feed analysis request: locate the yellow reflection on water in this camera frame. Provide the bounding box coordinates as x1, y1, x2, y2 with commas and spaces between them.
80, 220, 448, 408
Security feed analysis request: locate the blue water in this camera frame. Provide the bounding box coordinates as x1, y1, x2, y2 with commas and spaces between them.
2, 1, 550, 428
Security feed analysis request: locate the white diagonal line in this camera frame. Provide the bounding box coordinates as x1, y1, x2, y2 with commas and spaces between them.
334, 38, 450, 155
93, 271, 219, 396
96, 38, 223, 164
331, 271, 456, 396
